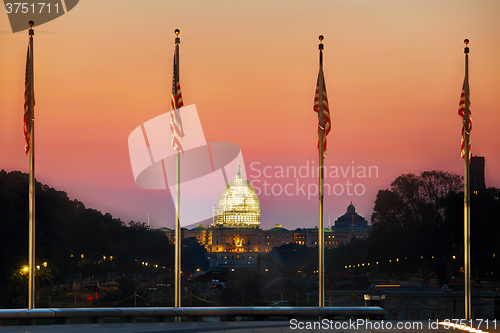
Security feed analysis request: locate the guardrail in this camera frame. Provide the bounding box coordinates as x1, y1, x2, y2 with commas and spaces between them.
0, 306, 384, 325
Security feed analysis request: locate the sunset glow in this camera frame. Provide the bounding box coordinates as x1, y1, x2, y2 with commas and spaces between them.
1, 0, 499, 229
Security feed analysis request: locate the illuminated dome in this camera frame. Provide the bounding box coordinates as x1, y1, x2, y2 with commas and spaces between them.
212, 164, 260, 229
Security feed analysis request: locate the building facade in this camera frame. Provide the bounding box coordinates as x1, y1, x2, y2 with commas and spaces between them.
163, 166, 371, 269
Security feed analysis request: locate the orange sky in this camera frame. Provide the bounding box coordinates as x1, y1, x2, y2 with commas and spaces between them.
1, 0, 499, 229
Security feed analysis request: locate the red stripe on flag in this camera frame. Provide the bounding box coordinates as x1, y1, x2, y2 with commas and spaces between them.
23, 46, 32, 154
170, 50, 184, 154
458, 86, 471, 161
314, 73, 331, 159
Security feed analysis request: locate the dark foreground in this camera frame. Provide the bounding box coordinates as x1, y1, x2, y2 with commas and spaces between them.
0, 320, 499, 333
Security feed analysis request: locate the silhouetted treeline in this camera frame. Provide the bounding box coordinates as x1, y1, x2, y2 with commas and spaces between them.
0, 170, 178, 305
267, 171, 500, 288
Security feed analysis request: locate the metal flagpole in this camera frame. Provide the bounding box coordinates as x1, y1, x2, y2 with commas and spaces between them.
463, 39, 471, 320
175, 148, 181, 309
174, 31, 182, 312
318, 35, 325, 308
28, 20, 36, 310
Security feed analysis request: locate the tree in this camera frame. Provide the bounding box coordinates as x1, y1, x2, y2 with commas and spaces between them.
469, 187, 500, 280
0, 170, 174, 307
370, 171, 463, 286
181, 237, 209, 274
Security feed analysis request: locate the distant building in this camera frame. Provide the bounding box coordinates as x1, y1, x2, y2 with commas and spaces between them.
334, 202, 368, 228
470, 156, 487, 194
329, 202, 371, 241
163, 166, 370, 269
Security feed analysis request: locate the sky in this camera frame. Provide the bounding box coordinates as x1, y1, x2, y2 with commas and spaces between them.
1, 0, 499, 230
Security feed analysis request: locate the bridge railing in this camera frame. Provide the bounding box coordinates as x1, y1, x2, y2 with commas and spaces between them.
0, 306, 384, 326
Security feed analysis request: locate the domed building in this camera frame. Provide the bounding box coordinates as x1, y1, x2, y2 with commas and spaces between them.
212, 164, 260, 229
164, 180, 370, 269
334, 202, 368, 228
328, 202, 371, 243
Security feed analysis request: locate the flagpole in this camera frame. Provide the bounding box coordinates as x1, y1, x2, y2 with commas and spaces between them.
174, 30, 182, 312
28, 20, 36, 310
463, 39, 471, 320
318, 35, 325, 308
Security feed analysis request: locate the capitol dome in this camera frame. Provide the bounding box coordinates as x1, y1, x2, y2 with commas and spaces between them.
212, 164, 261, 229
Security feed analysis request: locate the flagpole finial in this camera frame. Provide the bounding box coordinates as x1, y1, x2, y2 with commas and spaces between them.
318, 35, 324, 50
464, 39, 469, 54
174, 29, 180, 44
29, 21, 34, 35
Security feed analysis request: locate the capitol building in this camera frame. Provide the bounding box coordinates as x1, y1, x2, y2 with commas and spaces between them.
212, 165, 261, 229
164, 165, 371, 269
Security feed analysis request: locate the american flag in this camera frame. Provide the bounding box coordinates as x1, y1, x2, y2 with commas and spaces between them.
23, 45, 33, 154
458, 82, 471, 161
170, 48, 184, 154
314, 67, 331, 159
